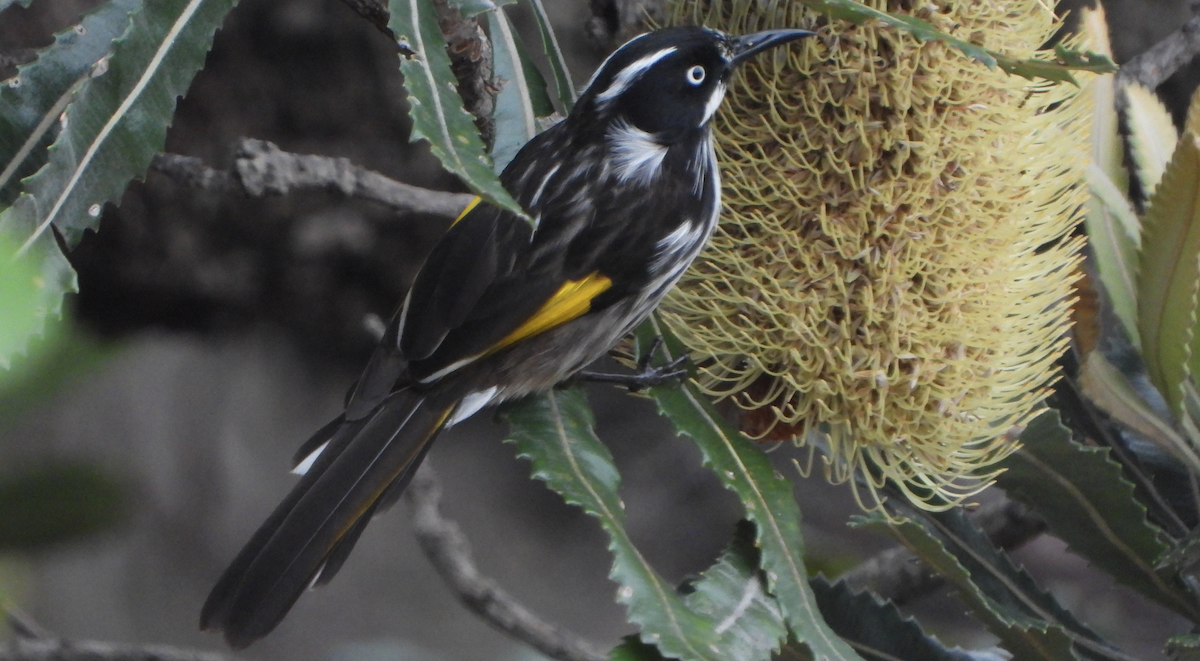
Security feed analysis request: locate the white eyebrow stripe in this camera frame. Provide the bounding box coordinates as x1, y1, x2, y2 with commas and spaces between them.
596, 47, 678, 104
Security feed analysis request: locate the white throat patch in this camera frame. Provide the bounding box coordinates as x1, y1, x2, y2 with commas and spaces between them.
596, 47, 678, 105
608, 121, 669, 185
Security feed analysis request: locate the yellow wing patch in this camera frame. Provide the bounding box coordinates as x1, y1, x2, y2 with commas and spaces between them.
492, 273, 613, 353
451, 196, 482, 228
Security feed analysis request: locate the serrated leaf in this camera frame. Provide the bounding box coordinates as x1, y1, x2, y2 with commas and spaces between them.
1079, 8, 1123, 190
808, 577, 979, 661
996, 410, 1195, 619
0, 0, 141, 206
501, 387, 726, 661
1078, 351, 1200, 475
798, 0, 1116, 84
0, 0, 235, 361
854, 505, 1114, 660
524, 0, 575, 111
1, 0, 238, 252
1138, 86, 1200, 416
1125, 84, 1179, 197
635, 315, 863, 661
682, 521, 787, 659
388, 0, 530, 223
486, 8, 546, 173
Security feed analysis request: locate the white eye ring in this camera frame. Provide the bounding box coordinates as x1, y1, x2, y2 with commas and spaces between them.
686, 65, 705, 85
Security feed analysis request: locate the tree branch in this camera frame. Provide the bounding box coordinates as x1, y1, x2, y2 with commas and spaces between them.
150, 139, 475, 218
840, 498, 1046, 605
405, 466, 607, 661
0, 607, 241, 661
1116, 15, 1200, 92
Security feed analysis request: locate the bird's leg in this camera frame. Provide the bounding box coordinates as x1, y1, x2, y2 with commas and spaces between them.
577, 336, 689, 392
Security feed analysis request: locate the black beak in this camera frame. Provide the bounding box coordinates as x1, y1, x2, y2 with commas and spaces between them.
730, 29, 814, 66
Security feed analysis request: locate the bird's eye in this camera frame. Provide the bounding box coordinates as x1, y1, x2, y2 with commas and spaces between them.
686, 65, 705, 85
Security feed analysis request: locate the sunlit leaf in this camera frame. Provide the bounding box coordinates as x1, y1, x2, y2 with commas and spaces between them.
1125, 84, 1179, 197
1138, 86, 1200, 415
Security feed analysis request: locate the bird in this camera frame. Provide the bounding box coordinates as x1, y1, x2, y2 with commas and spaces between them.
200, 24, 813, 649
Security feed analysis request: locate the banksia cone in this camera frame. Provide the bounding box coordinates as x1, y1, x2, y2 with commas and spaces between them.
662, 0, 1091, 509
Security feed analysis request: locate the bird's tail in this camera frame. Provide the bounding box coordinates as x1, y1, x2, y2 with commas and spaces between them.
200, 388, 453, 649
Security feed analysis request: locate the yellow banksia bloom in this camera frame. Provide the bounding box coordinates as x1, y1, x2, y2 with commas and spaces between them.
661, 0, 1092, 509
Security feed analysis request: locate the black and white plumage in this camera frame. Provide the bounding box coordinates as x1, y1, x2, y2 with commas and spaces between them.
200, 25, 812, 649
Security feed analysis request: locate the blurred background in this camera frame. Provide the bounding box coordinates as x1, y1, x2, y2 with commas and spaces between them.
1, 0, 1198, 659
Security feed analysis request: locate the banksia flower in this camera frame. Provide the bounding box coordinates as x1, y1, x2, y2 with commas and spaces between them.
662, 0, 1091, 509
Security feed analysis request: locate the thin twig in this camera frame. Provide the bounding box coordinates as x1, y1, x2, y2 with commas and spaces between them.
405, 466, 606, 661
150, 139, 475, 219
0, 639, 240, 661
1116, 15, 1200, 92
0, 607, 239, 661
840, 499, 1046, 605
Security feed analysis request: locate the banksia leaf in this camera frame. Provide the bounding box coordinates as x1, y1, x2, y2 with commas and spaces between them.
388, 0, 530, 222
1125, 84, 1179, 197
854, 506, 1109, 660
0, 0, 238, 365
996, 411, 1192, 619
486, 8, 550, 172
1138, 86, 1200, 415
663, 0, 1090, 510
502, 387, 726, 661
0, 0, 140, 205
1080, 6, 1140, 342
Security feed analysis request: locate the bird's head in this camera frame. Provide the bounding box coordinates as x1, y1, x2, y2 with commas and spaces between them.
576, 26, 813, 144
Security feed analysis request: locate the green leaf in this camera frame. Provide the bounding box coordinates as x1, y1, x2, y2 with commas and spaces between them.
807, 577, 979, 661
1124, 84, 1179, 197
0, 0, 140, 205
798, 0, 1116, 84
635, 315, 863, 661
996, 411, 1195, 619
388, 0, 530, 223
855, 505, 1114, 660
0, 229, 61, 369
501, 387, 726, 661
524, 0, 575, 111
1137, 92, 1200, 416
2, 0, 239, 251
0, 0, 34, 13
0, 460, 125, 551
682, 521, 788, 659
0, 0, 140, 203
609, 636, 668, 661
486, 8, 548, 172
1085, 163, 1142, 343
0, 0, 235, 361
1167, 634, 1200, 661
1078, 352, 1200, 475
